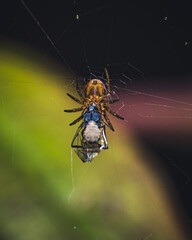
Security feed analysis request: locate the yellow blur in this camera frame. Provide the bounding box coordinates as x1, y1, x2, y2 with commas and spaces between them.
0, 45, 189, 240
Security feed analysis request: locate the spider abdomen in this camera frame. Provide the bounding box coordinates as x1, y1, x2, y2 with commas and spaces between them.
85, 79, 106, 100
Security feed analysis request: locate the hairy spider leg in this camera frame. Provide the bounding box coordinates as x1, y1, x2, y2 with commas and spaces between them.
105, 68, 110, 94
97, 93, 110, 103
105, 106, 124, 120
108, 99, 120, 104
64, 106, 84, 113
67, 93, 83, 104
69, 115, 84, 126
103, 112, 115, 131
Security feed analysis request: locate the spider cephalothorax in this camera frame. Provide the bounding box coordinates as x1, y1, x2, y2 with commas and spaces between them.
64, 69, 124, 131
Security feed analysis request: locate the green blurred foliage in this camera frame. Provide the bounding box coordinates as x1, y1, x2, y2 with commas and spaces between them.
0, 48, 187, 240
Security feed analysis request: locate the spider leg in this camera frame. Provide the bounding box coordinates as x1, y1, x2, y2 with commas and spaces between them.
69, 115, 84, 126
108, 99, 120, 104
64, 106, 84, 113
98, 93, 110, 102
105, 106, 124, 120
103, 111, 115, 131
67, 93, 82, 104
104, 68, 110, 94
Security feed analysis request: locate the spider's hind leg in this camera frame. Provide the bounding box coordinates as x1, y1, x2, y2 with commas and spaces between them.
103, 112, 115, 131
108, 99, 120, 104
105, 106, 124, 120
69, 115, 84, 126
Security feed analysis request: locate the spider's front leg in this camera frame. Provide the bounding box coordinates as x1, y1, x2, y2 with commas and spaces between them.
105, 68, 110, 94
67, 93, 83, 104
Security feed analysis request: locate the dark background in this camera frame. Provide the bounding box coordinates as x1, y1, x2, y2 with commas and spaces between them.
1, 0, 192, 229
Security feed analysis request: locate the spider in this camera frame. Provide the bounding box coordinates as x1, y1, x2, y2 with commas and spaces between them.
64, 69, 124, 131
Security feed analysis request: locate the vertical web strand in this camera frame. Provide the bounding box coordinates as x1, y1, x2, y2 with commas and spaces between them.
20, 0, 75, 76
68, 148, 75, 203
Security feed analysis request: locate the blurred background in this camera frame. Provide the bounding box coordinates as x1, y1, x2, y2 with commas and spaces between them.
0, 0, 192, 239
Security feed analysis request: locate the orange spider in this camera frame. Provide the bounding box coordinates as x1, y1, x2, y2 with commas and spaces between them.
64, 69, 124, 131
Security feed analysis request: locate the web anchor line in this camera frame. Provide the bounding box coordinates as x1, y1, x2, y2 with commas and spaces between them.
68, 149, 75, 203
20, 0, 76, 76
116, 87, 192, 107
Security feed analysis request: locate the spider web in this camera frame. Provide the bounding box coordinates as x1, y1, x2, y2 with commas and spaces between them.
1, 0, 192, 239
